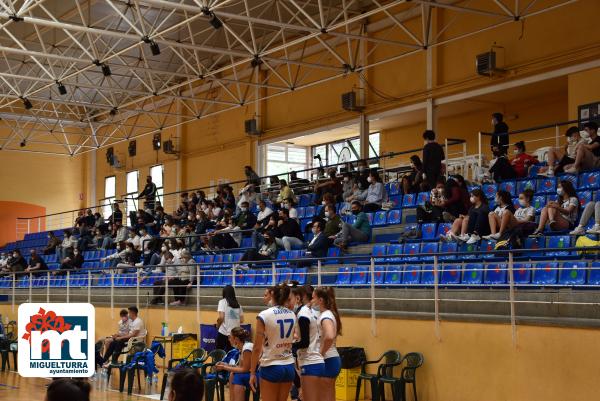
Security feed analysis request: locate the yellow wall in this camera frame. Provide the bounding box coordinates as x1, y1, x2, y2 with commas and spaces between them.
2, 303, 599, 401
568, 67, 600, 120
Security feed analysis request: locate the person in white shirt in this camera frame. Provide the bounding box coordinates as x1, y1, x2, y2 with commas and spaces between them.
250, 284, 297, 400
483, 190, 521, 241
126, 229, 142, 251
102, 309, 131, 358
215, 327, 254, 401
292, 285, 323, 401
217, 285, 244, 351
532, 180, 579, 236
313, 287, 342, 401
101, 306, 146, 366
256, 200, 274, 224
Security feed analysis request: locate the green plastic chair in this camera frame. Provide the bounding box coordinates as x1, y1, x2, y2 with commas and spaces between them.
200, 349, 227, 401
355, 350, 402, 401
160, 348, 208, 400
380, 352, 424, 401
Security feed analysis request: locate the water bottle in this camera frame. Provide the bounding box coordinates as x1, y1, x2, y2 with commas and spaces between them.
161, 322, 169, 336
152, 376, 158, 384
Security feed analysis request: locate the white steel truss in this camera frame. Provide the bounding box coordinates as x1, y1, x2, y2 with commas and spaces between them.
0, 0, 580, 155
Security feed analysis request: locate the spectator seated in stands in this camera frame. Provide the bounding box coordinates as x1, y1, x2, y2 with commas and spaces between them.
0, 253, 7, 270
274, 208, 304, 251
333, 201, 371, 250
564, 121, 600, 174
3, 249, 26, 273
194, 211, 214, 235
571, 198, 600, 235
482, 190, 522, 241
490, 112, 509, 155
235, 201, 257, 231
57, 229, 77, 261
306, 221, 329, 258
76, 221, 94, 251
323, 204, 342, 245
56, 247, 84, 275
485, 189, 536, 240
25, 249, 48, 275
237, 185, 257, 211
539, 126, 585, 177
356, 170, 386, 212
488, 145, 517, 182
209, 215, 241, 250
531, 180, 579, 236
401, 155, 426, 194
282, 197, 298, 221
314, 168, 342, 203
113, 242, 141, 273
256, 200, 274, 229
221, 185, 237, 211
101, 306, 146, 366
511, 141, 538, 178
43, 231, 61, 255
148, 206, 167, 234
101, 221, 126, 249
341, 172, 356, 201
422, 129, 445, 190
125, 228, 141, 251
101, 241, 127, 270
442, 188, 491, 244
240, 230, 278, 265
168, 249, 195, 306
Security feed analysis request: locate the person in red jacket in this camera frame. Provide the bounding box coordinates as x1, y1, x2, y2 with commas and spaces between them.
511, 141, 538, 177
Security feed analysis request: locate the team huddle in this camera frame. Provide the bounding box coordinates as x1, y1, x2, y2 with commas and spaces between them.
215, 283, 342, 401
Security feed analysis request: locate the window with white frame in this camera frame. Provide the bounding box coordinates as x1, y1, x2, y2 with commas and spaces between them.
266, 144, 308, 179
102, 176, 116, 219
311, 133, 380, 167
125, 170, 139, 217
150, 164, 164, 206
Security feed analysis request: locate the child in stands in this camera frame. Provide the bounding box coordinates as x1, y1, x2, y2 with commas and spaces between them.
539, 126, 587, 177
531, 180, 579, 236
484, 189, 536, 240
442, 188, 491, 244
511, 141, 538, 178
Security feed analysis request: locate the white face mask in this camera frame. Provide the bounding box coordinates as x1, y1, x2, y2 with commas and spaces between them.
469, 196, 476, 204
161, 246, 167, 252
557, 187, 564, 196
343, 177, 349, 182
567, 137, 576, 144
518, 199, 527, 207
240, 207, 247, 212
513, 149, 519, 155
324, 211, 330, 218
367, 176, 373, 183
580, 130, 590, 139
321, 201, 326, 205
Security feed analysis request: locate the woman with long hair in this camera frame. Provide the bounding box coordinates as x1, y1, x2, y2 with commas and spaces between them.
216, 285, 244, 351
313, 287, 342, 401
532, 180, 579, 236
250, 283, 297, 401
216, 327, 253, 401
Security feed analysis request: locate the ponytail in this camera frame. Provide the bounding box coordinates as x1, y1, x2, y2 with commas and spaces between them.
272, 283, 291, 307
231, 326, 250, 343
315, 287, 342, 335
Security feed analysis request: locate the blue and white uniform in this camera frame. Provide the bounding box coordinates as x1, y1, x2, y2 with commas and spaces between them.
232, 342, 254, 387
318, 309, 341, 378
297, 305, 325, 376
258, 306, 298, 382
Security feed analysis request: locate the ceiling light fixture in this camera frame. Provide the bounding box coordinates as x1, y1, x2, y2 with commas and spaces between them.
201, 7, 222, 30
142, 36, 160, 55
56, 81, 67, 95
21, 97, 32, 110
101, 64, 112, 76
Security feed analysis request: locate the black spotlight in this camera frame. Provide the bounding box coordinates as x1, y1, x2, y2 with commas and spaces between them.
150, 41, 160, 55
20, 140, 26, 147
101, 63, 112, 76
56, 81, 67, 95
209, 13, 222, 29
21, 97, 32, 110
109, 107, 118, 116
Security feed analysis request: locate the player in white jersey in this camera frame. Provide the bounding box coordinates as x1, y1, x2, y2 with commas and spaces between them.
216, 327, 253, 401
313, 287, 342, 401
292, 285, 324, 401
250, 283, 298, 401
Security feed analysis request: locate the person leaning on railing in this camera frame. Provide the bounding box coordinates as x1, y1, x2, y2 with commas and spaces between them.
138, 175, 158, 211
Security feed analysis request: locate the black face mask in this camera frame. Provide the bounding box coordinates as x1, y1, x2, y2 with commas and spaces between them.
351, 209, 360, 215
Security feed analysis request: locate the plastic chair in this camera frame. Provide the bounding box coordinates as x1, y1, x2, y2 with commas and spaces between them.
385, 352, 424, 401
355, 350, 402, 401
105, 340, 146, 392
201, 349, 228, 401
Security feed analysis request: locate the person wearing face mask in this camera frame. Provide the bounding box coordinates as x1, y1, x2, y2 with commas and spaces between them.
114, 242, 140, 273
138, 175, 158, 210
355, 171, 386, 213
442, 189, 491, 244
402, 155, 425, 194
539, 126, 586, 177
240, 231, 278, 267
510, 141, 538, 178
274, 209, 304, 251
490, 112, 509, 156
126, 228, 141, 251
25, 249, 48, 275
43, 231, 61, 255
282, 198, 299, 221
57, 247, 84, 274
314, 169, 343, 204
564, 121, 600, 174
276, 179, 296, 205
482, 190, 518, 241
150, 251, 176, 305
238, 184, 257, 210
532, 180, 579, 236
422, 130, 445, 190
488, 145, 517, 182
234, 201, 257, 230
341, 172, 356, 200
5, 249, 26, 273
333, 201, 371, 250
306, 221, 329, 258
323, 204, 342, 244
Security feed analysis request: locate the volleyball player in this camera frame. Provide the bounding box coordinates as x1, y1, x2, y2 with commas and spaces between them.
215, 326, 253, 401
313, 287, 342, 401
250, 283, 298, 401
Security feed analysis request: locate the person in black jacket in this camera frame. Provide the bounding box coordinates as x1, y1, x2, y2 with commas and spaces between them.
138, 176, 158, 210
306, 221, 328, 258
422, 130, 445, 190
274, 208, 304, 251
57, 247, 84, 274
109, 203, 123, 225
490, 112, 509, 155
4, 250, 26, 273
25, 249, 48, 275
489, 147, 517, 182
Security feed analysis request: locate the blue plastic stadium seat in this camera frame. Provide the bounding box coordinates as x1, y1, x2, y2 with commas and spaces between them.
485, 264, 507, 285
388, 182, 400, 196
417, 192, 430, 206
292, 268, 308, 285
482, 183, 498, 199
275, 268, 293, 284
436, 223, 451, 238
439, 242, 458, 261
403, 243, 420, 261
523, 237, 544, 258
304, 206, 316, 218
373, 211, 388, 226
559, 261, 586, 285
384, 244, 402, 262
389, 195, 402, 209
558, 173, 578, 188
366, 213, 374, 224
532, 262, 558, 285
420, 242, 438, 261
402, 193, 417, 208
372, 244, 387, 258
463, 263, 483, 285
517, 179, 536, 194
297, 207, 306, 219
420, 265, 435, 285
350, 267, 369, 286
386, 209, 402, 225
480, 240, 497, 259
421, 223, 437, 240
588, 262, 600, 285
325, 247, 340, 265
532, 195, 546, 213
241, 237, 253, 248
546, 236, 571, 257
440, 264, 461, 285
459, 243, 478, 259
298, 194, 310, 207
335, 267, 352, 286
384, 266, 402, 285
577, 190, 593, 208
402, 265, 421, 285
372, 266, 385, 285
254, 269, 270, 286
221, 270, 233, 286
514, 263, 532, 284
499, 181, 517, 197
579, 171, 600, 190
536, 177, 557, 194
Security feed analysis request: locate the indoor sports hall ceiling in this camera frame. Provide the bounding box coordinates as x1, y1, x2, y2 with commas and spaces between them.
0, 0, 578, 156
